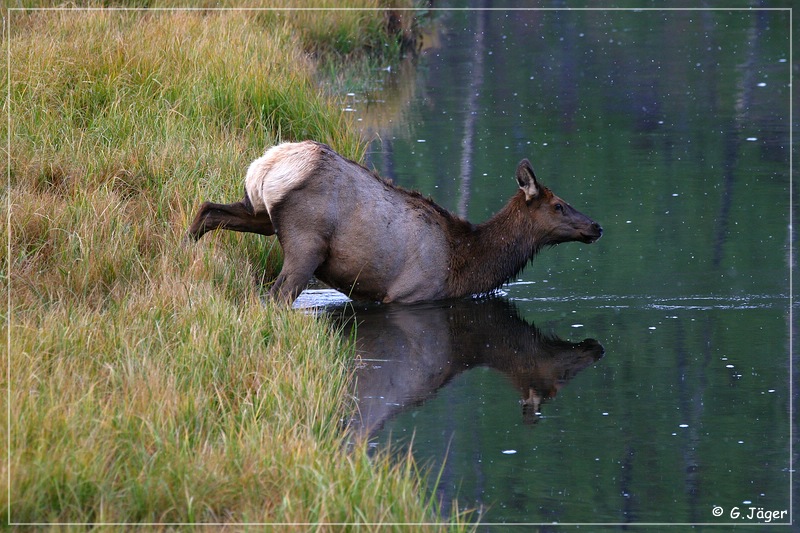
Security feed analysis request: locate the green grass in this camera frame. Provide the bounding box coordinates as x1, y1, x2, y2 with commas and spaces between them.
4, 5, 471, 528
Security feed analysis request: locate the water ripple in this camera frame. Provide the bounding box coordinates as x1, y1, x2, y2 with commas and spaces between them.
507, 291, 790, 311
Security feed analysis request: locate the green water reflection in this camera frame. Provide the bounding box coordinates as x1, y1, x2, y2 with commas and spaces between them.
346, 5, 792, 527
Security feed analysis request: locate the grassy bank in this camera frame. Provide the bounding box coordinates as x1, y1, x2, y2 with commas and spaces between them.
4, 6, 468, 528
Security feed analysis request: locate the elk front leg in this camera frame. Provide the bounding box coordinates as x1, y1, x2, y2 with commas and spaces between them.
187, 196, 274, 241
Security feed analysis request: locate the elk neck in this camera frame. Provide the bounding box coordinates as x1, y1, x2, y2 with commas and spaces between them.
447, 192, 545, 297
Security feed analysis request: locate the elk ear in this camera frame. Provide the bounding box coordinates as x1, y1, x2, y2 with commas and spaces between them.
515, 159, 539, 201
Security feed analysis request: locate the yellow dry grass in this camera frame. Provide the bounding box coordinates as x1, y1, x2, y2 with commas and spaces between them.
4, 5, 471, 528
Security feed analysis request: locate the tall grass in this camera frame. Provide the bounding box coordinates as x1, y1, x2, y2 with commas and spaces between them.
4, 6, 470, 528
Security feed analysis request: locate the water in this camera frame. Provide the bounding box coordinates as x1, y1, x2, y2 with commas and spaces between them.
303, 6, 793, 527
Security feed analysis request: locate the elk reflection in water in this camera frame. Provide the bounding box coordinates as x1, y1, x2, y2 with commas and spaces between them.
327, 297, 605, 438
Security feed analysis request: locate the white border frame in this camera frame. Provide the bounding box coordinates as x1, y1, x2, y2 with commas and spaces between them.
5, 5, 793, 528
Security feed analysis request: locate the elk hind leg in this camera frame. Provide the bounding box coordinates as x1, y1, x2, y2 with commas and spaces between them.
187, 195, 274, 241
269, 236, 328, 304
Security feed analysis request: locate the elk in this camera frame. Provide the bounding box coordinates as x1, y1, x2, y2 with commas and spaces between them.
187, 140, 602, 304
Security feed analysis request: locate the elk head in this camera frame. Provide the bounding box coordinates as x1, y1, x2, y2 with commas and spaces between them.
515, 159, 603, 246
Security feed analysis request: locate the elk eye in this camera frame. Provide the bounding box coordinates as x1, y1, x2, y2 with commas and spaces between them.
554, 203, 564, 213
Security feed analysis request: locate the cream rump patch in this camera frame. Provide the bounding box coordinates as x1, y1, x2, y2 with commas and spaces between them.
245, 141, 322, 216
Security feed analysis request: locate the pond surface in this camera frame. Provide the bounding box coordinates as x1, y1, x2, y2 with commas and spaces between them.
302, 6, 793, 528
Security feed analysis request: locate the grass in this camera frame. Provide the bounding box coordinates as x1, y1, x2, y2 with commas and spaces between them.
4, 5, 471, 528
